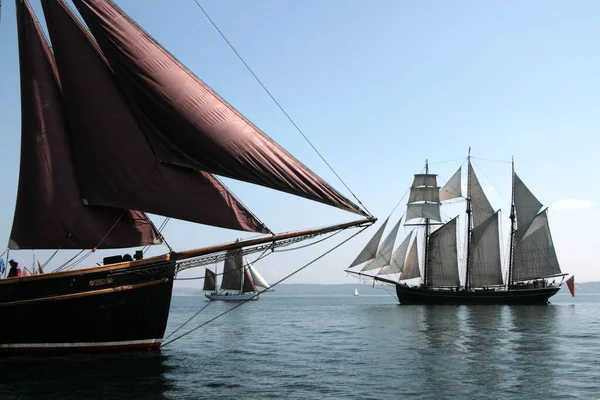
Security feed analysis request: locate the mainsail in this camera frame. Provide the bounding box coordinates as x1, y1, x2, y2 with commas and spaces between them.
10, 0, 159, 250
220, 246, 244, 291
468, 162, 503, 287
68, 0, 366, 217
427, 217, 460, 287
203, 268, 216, 291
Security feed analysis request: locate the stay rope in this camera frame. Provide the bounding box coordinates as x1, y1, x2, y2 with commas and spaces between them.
161, 224, 370, 348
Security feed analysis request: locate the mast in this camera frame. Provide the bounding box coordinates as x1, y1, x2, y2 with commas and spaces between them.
507, 157, 516, 287
423, 160, 430, 287
464, 148, 473, 291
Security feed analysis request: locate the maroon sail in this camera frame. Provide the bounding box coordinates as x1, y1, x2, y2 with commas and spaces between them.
71, 0, 366, 217
40, 0, 267, 234
242, 269, 257, 293
10, 0, 159, 250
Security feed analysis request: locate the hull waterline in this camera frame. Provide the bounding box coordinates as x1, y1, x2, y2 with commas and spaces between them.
395, 284, 560, 305
205, 292, 258, 301
0, 258, 176, 355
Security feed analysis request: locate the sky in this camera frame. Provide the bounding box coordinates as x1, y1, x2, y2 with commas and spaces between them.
0, 0, 598, 285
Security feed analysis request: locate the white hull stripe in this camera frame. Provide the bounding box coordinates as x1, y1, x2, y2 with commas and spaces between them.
0, 339, 162, 349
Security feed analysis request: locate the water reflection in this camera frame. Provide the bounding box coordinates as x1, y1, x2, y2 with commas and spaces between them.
0, 352, 173, 400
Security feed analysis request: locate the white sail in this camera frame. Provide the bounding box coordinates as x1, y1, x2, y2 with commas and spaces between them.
349, 217, 389, 268
362, 218, 402, 271
379, 231, 412, 275
400, 238, 420, 280
248, 262, 270, 289
406, 203, 441, 222
513, 209, 561, 281
514, 174, 543, 242
409, 187, 440, 203
470, 212, 503, 287
427, 218, 460, 287
412, 174, 437, 188
469, 162, 494, 231
439, 167, 462, 201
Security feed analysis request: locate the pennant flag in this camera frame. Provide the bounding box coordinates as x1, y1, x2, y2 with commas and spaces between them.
566, 275, 575, 297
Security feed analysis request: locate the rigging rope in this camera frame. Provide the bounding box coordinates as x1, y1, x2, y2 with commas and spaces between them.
161, 224, 370, 347
191, 0, 372, 217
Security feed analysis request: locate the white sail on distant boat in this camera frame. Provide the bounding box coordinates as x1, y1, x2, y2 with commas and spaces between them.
354, 288, 359, 296
203, 248, 271, 301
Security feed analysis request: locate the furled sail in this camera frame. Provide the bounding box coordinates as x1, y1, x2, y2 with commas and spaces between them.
470, 212, 503, 287
248, 263, 270, 289
220, 246, 244, 291
427, 218, 460, 287
9, 0, 159, 250
400, 239, 420, 280
512, 209, 561, 282
69, 0, 366, 217
378, 231, 412, 275
514, 174, 543, 242
348, 217, 389, 267
203, 268, 216, 291
361, 218, 402, 272
439, 167, 462, 201
40, 0, 267, 233
406, 174, 441, 222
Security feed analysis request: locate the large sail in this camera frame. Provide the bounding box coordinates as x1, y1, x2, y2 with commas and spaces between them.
361, 219, 402, 272
203, 268, 216, 291
427, 218, 460, 287
512, 209, 561, 281
514, 174, 543, 242
10, 0, 158, 250
242, 269, 257, 293
40, 0, 267, 233
439, 167, 462, 201
379, 231, 412, 275
400, 238, 420, 280
406, 174, 441, 222
468, 163, 503, 287
470, 213, 504, 287
348, 217, 389, 268
248, 263, 270, 289
69, 0, 366, 217
220, 247, 244, 291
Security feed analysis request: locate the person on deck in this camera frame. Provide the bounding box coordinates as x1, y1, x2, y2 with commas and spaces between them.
7, 259, 22, 278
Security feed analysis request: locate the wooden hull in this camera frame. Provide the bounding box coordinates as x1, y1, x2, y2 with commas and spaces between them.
0, 259, 175, 355
395, 284, 560, 305
205, 292, 258, 302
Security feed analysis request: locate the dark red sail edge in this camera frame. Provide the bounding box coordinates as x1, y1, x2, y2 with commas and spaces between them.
9, 0, 159, 250
40, 0, 268, 234
71, 0, 367, 217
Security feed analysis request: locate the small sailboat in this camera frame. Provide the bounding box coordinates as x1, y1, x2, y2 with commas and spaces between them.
204, 248, 270, 301
353, 288, 359, 296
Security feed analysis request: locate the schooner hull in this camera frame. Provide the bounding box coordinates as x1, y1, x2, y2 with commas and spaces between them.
0, 259, 175, 355
395, 284, 560, 305
205, 292, 258, 302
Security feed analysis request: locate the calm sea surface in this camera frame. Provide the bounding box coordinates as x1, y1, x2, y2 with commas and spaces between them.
1, 290, 599, 399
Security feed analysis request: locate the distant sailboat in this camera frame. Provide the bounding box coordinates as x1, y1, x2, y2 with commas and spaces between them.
347, 151, 569, 305
354, 288, 359, 296
204, 248, 270, 301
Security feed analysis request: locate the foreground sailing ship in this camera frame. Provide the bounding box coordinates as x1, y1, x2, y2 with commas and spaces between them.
0, 0, 374, 354
347, 153, 568, 305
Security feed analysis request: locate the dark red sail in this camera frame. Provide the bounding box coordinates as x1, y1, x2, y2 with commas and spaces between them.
9, 0, 159, 250
70, 0, 366, 217
40, 0, 267, 233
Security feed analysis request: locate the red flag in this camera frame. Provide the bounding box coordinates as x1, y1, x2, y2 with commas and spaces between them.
566, 276, 575, 297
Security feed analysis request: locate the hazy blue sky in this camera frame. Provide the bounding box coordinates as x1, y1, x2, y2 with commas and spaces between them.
0, 1, 598, 286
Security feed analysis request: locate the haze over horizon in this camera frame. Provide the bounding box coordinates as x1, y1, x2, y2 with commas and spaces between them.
0, 1, 598, 286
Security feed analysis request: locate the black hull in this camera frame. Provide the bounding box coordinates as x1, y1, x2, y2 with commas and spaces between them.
395, 284, 560, 305
0, 258, 175, 355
